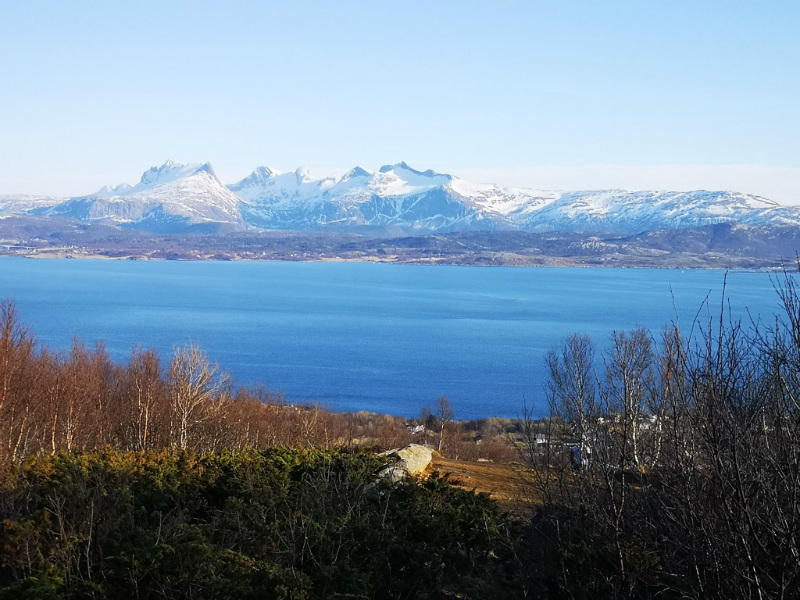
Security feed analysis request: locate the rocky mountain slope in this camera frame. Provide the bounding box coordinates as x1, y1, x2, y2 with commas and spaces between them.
229, 162, 799, 234
1, 160, 798, 235
29, 161, 244, 233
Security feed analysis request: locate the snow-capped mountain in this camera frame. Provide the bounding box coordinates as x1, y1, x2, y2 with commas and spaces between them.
228, 162, 800, 234
4, 160, 798, 235
517, 190, 794, 233
32, 160, 244, 233
230, 162, 553, 232
0, 194, 66, 215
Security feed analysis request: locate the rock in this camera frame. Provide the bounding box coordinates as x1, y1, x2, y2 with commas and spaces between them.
377, 444, 433, 483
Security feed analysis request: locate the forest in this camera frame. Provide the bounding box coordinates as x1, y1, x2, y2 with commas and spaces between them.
1, 271, 800, 598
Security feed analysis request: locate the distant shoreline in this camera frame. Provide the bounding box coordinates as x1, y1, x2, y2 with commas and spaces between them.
1, 222, 797, 269
0, 248, 788, 270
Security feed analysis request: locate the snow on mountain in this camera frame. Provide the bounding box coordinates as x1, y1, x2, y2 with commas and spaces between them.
0, 194, 65, 215
229, 162, 800, 234
8, 160, 800, 235
518, 189, 796, 233
34, 161, 245, 233
231, 162, 522, 232
446, 179, 560, 221
228, 165, 338, 206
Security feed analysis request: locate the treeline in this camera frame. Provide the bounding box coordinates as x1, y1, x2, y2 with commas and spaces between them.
0, 299, 518, 466
0, 299, 420, 464
525, 273, 800, 599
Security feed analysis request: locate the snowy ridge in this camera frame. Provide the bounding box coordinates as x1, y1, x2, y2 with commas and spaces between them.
33, 161, 244, 232
4, 160, 799, 234
229, 162, 798, 234
233, 162, 524, 232
520, 190, 788, 233
0, 194, 67, 214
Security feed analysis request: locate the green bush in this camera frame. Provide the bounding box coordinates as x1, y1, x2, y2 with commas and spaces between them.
0, 449, 515, 599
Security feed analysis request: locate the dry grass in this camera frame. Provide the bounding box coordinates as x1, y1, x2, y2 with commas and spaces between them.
429, 453, 541, 514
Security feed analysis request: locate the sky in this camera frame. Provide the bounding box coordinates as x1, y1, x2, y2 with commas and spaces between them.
1, 1, 798, 203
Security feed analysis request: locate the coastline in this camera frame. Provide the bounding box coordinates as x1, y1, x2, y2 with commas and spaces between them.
0, 247, 787, 270
2, 221, 797, 269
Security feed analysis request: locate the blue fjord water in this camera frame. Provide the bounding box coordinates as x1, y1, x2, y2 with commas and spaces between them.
0, 257, 787, 419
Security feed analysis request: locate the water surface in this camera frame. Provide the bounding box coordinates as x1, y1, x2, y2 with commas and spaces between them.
0, 258, 787, 419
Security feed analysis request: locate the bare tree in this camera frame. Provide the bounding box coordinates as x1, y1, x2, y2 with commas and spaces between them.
546, 333, 596, 463
436, 395, 454, 454
0, 299, 35, 463
168, 343, 229, 451
603, 328, 655, 470
529, 277, 800, 599
118, 347, 166, 451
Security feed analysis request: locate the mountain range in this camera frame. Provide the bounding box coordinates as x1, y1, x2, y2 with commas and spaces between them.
1, 160, 798, 236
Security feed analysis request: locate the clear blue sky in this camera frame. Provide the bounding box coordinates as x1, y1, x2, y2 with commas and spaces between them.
1, 1, 798, 202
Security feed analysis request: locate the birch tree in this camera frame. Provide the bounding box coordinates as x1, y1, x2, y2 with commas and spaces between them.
168, 343, 228, 450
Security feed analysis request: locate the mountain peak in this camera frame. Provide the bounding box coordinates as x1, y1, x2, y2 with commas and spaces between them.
378, 162, 451, 179
379, 162, 406, 173
295, 166, 312, 183
227, 166, 283, 193
342, 166, 371, 181
138, 161, 215, 188
195, 162, 216, 178
253, 166, 280, 179
93, 183, 134, 197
